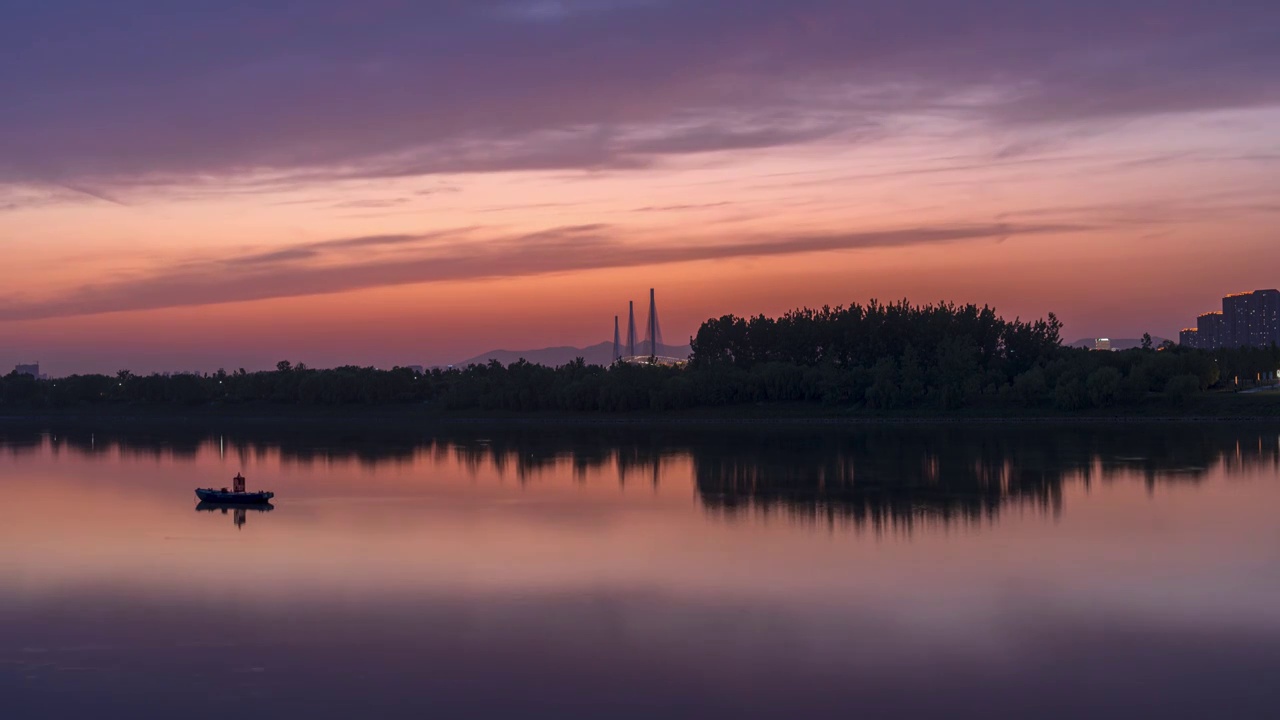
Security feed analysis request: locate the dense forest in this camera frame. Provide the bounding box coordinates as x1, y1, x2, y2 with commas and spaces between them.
2, 300, 1277, 413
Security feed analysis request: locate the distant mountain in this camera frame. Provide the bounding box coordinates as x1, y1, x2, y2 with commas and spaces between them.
1067, 337, 1170, 351
452, 341, 692, 368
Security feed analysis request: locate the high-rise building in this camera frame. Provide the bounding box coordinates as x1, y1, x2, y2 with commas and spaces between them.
1197, 311, 1223, 349
1222, 292, 1249, 348
1093, 338, 1112, 352
1186, 291, 1279, 349
1222, 290, 1280, 348
1179, 328, 1199, 348
1255, 289, 1280, 346
14, 363, 39, 378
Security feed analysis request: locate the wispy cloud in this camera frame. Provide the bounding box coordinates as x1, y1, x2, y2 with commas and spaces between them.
994, 196, 1280, 227
1, 1, 1275, 189
0, 184, 127, 212
634, 202, 734, 213
56, 183, 129, 207
0, 222, 1084, 321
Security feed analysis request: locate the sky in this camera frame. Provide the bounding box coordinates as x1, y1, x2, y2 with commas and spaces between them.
1, 0, 1278, 374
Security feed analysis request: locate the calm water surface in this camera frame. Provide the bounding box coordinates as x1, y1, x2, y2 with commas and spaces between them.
2, 423, 1279, 719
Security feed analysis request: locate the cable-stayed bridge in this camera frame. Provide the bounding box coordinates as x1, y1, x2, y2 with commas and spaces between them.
613, 289, 686, 366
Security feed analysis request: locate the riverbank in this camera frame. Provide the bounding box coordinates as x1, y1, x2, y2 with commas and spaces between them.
0, 392, 1277, 426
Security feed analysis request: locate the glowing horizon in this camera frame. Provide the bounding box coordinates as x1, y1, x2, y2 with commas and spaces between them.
2, 1, 1278, 374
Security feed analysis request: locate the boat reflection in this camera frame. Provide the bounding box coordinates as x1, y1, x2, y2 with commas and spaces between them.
6, 421, 1278, 535
195, 500, 274, 529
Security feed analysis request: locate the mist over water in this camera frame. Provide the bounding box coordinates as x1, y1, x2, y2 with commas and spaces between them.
3, 422, 1279, 719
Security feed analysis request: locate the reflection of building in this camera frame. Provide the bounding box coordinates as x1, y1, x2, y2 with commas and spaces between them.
1179, 328, 1199, 348
1182, 291, 1280, 349
1093, 338, 1112, 352
13, 363, 39, 378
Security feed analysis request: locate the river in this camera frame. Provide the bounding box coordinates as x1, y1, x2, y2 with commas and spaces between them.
2, 422, 1278, 718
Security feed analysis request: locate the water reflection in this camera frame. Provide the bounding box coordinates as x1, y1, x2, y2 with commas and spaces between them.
2, 421, 1279, 719
687, 426, 1277, 531
3, 422, 1278, 532
196, 500, 275, 529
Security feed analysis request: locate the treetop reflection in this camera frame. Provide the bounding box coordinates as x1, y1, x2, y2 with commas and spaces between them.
2, 422, 1277, 532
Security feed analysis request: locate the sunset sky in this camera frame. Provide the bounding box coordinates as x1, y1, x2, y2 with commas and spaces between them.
2, 0, 1278, 374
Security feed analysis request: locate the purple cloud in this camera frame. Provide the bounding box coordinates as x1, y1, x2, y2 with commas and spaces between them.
0, 1, 1276, 187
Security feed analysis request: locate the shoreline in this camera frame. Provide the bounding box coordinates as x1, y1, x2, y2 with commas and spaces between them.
1, 409, 1278, 427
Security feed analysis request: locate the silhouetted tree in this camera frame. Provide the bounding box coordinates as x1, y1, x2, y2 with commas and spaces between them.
2, 299, 1272, 414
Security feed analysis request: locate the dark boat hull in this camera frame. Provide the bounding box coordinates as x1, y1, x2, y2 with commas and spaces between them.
195, 488, 275, 504
196, 500, 275, 512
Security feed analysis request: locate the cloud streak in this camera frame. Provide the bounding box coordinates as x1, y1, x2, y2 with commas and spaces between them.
0, 222, 1083, 321
1, 1, 1276, 188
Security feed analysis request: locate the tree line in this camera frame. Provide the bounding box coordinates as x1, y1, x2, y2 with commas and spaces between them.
685, 301, 1275, 410
2, 300, 1277, 413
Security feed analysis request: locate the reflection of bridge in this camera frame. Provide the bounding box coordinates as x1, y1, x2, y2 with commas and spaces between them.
613, 288, 684, 365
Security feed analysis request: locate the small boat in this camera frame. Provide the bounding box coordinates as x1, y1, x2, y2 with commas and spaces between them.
195, 473, 275, 505
196, 500, 275, 513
